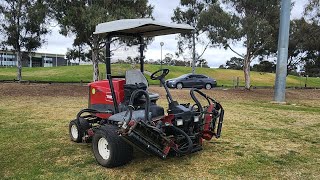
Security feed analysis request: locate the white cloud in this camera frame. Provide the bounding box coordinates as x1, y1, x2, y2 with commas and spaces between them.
37, 25, 74, 54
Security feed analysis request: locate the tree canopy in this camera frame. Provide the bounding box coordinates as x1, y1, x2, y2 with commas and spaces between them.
50, 0, 153, 81
172, 0, 280, 89
0, 0, 49, 81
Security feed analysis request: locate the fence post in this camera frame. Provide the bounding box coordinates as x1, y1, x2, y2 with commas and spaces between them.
305, 75, 308, 88
236, 77, 240, 88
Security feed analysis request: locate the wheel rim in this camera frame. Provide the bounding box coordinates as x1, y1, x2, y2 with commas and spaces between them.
177, 83, 182, 89
98, 137, 110, 160
71, 124, 78, 139
206, 84, 211, 89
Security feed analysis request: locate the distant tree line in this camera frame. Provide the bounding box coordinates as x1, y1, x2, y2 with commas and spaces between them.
1, 0, 319, 83
112, 52, 210, 68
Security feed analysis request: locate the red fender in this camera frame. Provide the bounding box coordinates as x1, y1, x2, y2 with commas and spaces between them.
202, 104, 215, 140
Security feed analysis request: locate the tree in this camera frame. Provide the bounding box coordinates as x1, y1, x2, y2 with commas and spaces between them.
225, 57, 243, 70
305, 0, 320, 24
0, 0, 49, 81
304, 55, 320, 77
302, 0, 320, 77
66, 46, 89, 63
197, 58, 209, 68
202, 0, 280, 89
174, 59, 189, 67
51, 0, 152, 81
252, 61, 276, 73
286, 19, 320, 75
219, 64, 226, 69
287, 20, 304, 74
164, 53, 173, 65
172, 0, 228, 73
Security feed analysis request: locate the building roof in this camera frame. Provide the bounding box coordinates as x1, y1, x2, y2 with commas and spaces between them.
0, 50, 65, 58
94, 18, 194, 37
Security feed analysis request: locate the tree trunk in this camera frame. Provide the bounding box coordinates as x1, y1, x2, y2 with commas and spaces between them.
16, 51, 22, 82
243, 56, 251, 90
192, 32, 196, 74
92, 37, 99, 82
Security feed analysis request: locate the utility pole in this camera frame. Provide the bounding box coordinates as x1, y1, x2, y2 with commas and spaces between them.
274, 0, 291, 102
160, 42, 164, 87
160, 42, 164, 69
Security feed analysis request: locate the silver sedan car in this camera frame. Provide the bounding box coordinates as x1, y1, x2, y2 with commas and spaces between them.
166, 74, 217, 89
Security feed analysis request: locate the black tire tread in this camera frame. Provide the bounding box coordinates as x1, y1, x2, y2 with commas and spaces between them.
69, 119, 84, 143
92, 125, 133, 168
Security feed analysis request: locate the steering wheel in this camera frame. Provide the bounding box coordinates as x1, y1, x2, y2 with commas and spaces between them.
150, 69, 170, 80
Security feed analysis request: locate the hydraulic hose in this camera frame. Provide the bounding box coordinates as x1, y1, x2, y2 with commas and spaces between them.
170, 125, 193, 155
190, 89, 206, 112
125, 89, 150, 123
76, 108, 107, 120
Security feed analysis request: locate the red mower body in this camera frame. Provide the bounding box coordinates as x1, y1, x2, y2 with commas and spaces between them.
88, 79, 125, 118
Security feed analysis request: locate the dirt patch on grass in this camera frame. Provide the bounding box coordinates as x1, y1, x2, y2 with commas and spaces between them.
0, 83, 88, 97
1, 83, 320, 101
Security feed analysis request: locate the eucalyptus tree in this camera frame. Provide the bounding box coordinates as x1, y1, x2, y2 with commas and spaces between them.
172, 0, 280, 89
0, 0, 49, 81
302, 1, 320, 76
171, 0, 232, 73
217, 0, 280, 89
51, 0, 153, 81
305, 0, 320, 24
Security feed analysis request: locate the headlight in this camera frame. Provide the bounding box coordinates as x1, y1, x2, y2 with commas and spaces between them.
194, 116, 199, 122
176, 119, 183, 126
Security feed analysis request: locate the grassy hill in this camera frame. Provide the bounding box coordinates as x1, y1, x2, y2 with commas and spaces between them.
0, 64, 319, 87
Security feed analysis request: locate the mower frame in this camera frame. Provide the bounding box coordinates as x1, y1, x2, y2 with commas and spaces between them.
68, 19, 224, 168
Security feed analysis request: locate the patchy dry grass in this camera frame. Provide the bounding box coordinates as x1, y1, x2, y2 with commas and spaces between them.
0, 84, 319, 179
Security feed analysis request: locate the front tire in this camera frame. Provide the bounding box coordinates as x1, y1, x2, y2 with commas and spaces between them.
176, 82, 183, 89
69, 120, 84, 143
205, 83, 212, 90
92, 125, 133, 168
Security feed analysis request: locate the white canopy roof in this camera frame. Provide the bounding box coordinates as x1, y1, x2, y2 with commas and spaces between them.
94, 18, 194, 37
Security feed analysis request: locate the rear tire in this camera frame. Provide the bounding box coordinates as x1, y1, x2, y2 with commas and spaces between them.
92, 125, 133, 168
205, 83, 212, 90
176, 83, 183, 89
69, 120, 84, 143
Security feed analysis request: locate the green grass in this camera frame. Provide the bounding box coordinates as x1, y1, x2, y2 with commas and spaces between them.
0, 86, 319, 179
1, 64, 320, 87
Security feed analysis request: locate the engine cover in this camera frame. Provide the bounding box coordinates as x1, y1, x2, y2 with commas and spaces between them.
88, 79, 125, 118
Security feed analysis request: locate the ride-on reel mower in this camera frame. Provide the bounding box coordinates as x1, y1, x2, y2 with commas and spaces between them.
68, 19, 224, 167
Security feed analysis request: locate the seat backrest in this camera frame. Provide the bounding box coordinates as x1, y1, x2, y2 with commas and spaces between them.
125, 70, 148, 89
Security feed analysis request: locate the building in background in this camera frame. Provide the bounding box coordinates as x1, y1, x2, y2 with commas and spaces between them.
0, 50, 70, 67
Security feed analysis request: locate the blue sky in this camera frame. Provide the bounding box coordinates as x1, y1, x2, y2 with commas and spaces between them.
37, 0, 307, 67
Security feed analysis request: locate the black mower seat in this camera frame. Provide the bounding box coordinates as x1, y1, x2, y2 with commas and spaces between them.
139, 92, 159, 102
108, 110, 152, 122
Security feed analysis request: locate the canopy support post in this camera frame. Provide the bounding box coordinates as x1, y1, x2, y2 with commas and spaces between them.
106, 36, 111, 78
106, 35, 119, 113
139, 36, 144, 73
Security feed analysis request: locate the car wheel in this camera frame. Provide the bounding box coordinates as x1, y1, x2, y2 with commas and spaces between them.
92, 125, 133, 168
205, 83, 212, 90
176, 83, 183, 89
